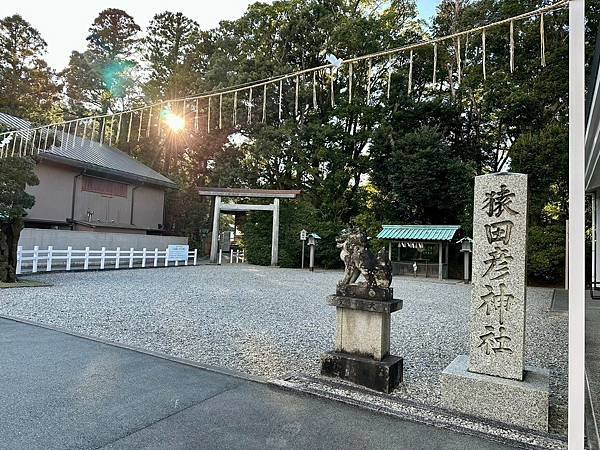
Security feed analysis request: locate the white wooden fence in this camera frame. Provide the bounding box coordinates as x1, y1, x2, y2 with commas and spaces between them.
229, 249, 246, 264
16, 246, 198, 275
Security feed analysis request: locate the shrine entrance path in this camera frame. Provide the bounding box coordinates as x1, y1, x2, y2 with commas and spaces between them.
0, 265, 567, 431
0, 317, 513, 449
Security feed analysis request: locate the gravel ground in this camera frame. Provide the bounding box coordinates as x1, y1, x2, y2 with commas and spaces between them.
0, 265, 568, 432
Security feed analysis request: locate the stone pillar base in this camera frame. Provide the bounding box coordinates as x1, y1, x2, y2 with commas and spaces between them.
320, 351, 403, 394
441, 355, 550, 432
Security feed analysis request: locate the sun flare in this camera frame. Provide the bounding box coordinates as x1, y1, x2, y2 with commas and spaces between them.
164, 111, 185, 132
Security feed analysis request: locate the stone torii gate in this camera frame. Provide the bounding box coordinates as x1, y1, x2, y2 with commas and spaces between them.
199, 188, 301, 265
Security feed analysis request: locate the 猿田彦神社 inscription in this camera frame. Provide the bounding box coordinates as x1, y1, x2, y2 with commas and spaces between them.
469, 174, 528, 380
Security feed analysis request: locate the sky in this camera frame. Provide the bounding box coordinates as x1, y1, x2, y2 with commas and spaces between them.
1, 0, 442, 72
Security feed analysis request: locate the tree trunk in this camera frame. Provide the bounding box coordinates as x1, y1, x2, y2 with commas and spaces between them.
0, 218, 24, 283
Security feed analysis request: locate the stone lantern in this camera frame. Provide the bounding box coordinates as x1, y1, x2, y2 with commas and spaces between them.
457, 237, 473, 283
307, 233, 321, 271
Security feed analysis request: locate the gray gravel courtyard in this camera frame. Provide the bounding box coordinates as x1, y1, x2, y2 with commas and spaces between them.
0, 265, 568, 432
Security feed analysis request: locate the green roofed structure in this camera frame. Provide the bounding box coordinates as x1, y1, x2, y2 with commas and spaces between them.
376, 225, 461, 280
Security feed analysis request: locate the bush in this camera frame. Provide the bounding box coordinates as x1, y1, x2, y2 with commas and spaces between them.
527, 224, 565, 285
242, 200, 344, 269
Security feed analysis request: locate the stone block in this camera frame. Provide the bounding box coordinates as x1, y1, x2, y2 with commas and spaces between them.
336, 283, 393, 301
335, 307, 390, 360
326, 295, 402, 313
321, 351, 403, 394
441, 355, 549, 432
470, 172, 528, 380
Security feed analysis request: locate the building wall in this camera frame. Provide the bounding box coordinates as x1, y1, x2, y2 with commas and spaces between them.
18, 228, 187, 251
25, 161, 168, 232
132, 185, 165, 229
74, 175, 132, 225
26, 163, 78, 223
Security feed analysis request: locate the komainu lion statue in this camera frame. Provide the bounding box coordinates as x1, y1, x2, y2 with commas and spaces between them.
337, 229, 392, 289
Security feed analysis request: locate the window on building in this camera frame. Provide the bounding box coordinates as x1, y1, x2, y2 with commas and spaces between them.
82, 176, 128, 198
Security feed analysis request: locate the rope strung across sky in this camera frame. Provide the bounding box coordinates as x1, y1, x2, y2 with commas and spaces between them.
0, 0, 569, 159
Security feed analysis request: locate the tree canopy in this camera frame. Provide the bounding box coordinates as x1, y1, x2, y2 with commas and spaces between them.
2, 0, 599, 281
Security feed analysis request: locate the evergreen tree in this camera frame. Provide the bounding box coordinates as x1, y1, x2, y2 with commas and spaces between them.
0, 157, 38, 282
62, 8, 141, 115
0, 14, 60, 123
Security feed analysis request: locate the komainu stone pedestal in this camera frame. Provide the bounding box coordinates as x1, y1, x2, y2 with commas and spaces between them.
321, 351, 403, 394
321, 230, 403, 394
321, 287, 403, 393
441, 355, 550, 432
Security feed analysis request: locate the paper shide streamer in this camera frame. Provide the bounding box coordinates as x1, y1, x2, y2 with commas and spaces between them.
0, 2, 568, 158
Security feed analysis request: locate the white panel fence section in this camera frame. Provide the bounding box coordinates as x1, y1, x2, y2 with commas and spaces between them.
16, 246, 198, 275
228, 249, 246, 264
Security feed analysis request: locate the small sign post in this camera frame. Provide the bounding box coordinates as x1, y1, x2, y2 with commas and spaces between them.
300, 229, 307, 269
167, 244, 189, 263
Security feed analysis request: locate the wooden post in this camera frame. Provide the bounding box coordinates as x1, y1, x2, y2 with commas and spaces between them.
463, 250, 471, 283
445, 242, 449, 278
84, 247, 90, 270
154, 248, 159, 267
438, 242, 443, 280
164, 247, 169, 267
129, 248, 134, 268
210, 195, 221, 263
193, 249, 198, 265
46, 246, 53, 272
66, 246, 72, 271
142, 248, 147, 268
593, 193, 597, 288
32, 245, 39, 273
271, 198, 280, 266
100, 247, 106, 270
16, 246, 22, 275
565, 220, 569, 290
568, 1, 585, 444
115, 247, 120, 269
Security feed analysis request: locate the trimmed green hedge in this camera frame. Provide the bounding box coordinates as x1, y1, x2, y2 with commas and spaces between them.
527, 224, 565, 285
242, 201, 344, 268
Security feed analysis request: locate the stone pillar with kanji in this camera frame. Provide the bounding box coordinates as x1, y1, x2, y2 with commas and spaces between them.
470, 173, 527, 379
441, 173, 550, 432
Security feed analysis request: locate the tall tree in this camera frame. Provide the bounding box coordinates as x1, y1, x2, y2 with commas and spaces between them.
144, 12, 210, 100
0, 14, 60, 123
62, 9, 141, 115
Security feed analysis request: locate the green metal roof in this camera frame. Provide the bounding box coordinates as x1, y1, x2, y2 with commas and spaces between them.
377, 225, 460, 242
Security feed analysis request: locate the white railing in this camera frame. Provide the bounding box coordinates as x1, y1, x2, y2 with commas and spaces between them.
16, 245, 198, 275
229, 249, 246, 264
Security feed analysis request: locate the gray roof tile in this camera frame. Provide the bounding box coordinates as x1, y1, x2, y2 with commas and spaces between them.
0, 112, 176, 188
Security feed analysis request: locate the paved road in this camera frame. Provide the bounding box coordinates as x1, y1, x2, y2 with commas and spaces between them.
0, 317, 515, 450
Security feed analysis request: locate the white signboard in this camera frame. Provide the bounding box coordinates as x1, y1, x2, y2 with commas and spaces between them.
167, 244, 189, 262
300, 229, 307, 241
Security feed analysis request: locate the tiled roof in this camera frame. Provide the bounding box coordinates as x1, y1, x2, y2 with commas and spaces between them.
377, 225, 461, 242
0, 112, 176, 188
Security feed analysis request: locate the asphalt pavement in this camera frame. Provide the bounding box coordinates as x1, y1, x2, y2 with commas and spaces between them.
0, 317, 518, 450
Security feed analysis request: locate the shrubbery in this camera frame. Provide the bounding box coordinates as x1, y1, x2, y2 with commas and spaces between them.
242, 200, 344, 269
527, 224, 566, 285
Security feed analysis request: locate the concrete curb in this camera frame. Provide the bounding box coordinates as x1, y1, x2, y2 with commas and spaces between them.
272, 373, 568, 450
